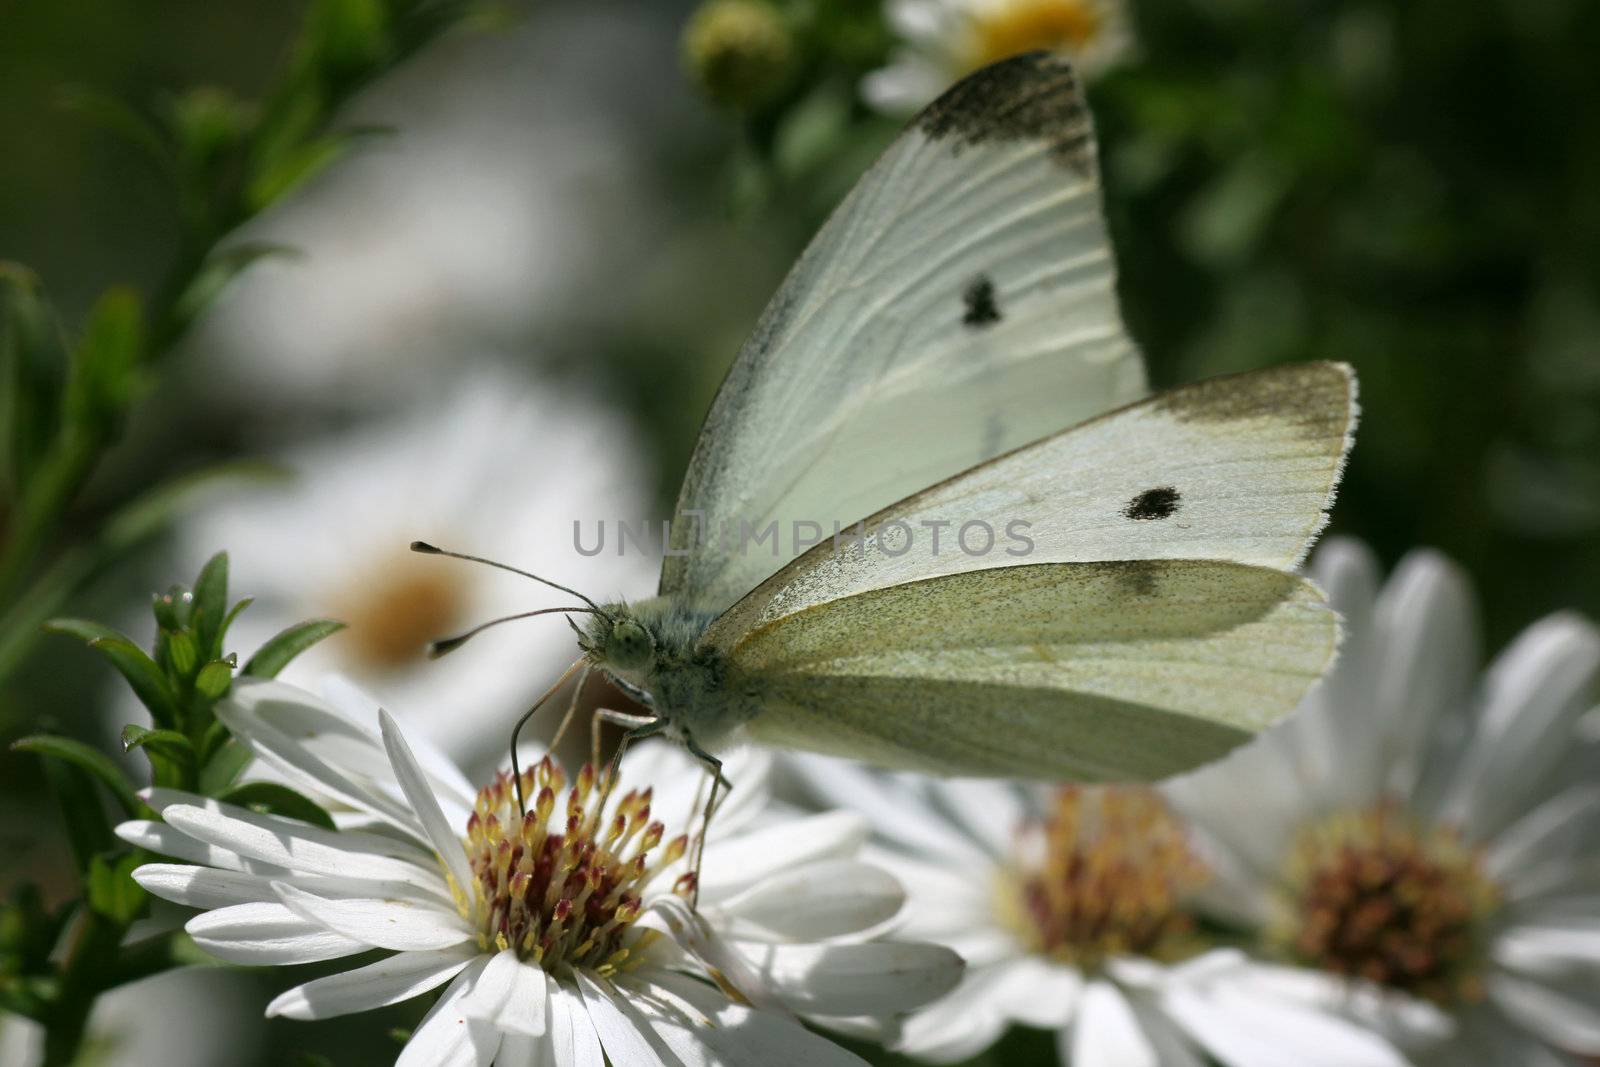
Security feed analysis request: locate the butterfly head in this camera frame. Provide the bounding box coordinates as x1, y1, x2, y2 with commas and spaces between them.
578, 610, 657, 675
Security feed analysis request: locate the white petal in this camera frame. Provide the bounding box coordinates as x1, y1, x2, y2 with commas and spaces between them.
622, 970, 871, 1067
574, 972, 671, 1067
1292, 539, 1385, 801
396, 957, 500, 1067
379, 708, 476, 903
321, 674, 477, 807
1489, 971, 1600, 1055
694, 811, 867, 899
267, 945, 478, 1019
731, 940, 963, 1015
135, 862, 294, 911
217, 680, 423, 834
640, 895, 793, 1018
494, 1034, 545, 1067
1487, 785, 1600, 890
985, 956, 1084, 1029
550, 979, 606, 1067
1447, 613, 1600, 839
116, 819, 266, 874
273, 881, 473, 951
895, 973, 1012, 1063
711, 860, 903, 942
186, 901, 368, 964
160, 803, 449, 902
1162, 975, 1411, 1067
782, 753, 985, 866
1370, 549, 1479, 795
464, 954, 549, 1037
1071, 980, 1157, 1067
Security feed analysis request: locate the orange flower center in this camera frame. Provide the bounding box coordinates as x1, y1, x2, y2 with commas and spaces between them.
462, 757, 690, 975
963, 0, 1104, 71
1275, 803, 1500, 1004
330, 555, 467, 670
999, 786, 1209, 970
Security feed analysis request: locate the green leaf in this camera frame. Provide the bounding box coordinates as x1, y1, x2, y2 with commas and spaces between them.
217, 782, 336, 831
92, 636, 181, 724
151, 587, 191, 631
64, 285, 145, 430
100, 460, 288, 558
198, 737, 251, 794
38, 754, 114, 870
164, 628, 199, 680
305, 0, 391, 76
42, 617, 127, 645
246, 125, 390, 211
219, 597, 253, 647
191, 552, 229, 657
194, 658, 235, 701
1, 265, 67, 492
121, 725, 196, 789
242, 618, 344, 678
44, 620, 182, 726
12, 735, 142, 818
172, 243, 299, 332
86, 852, 147, 924
57, 87, 174, 175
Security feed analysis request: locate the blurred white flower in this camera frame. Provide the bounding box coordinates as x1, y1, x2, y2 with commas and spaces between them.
1167, 538, 1600, 1064
169, 370, 656, 770
789, 760, 1409, 1065
118, 678, 963, 1066
189, 10, 684, 405
0, 968, 260, 1067
865, 0, 1133, 114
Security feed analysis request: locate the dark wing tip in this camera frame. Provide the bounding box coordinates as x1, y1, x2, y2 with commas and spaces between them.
914, 52, 1094, 171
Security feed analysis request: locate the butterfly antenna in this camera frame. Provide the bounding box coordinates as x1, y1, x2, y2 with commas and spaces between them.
510, 657, 587, 812
410, 541, 610, 617
427, 606, 599, 658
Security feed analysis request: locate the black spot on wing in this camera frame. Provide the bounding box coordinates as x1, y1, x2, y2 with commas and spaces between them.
1123, 486, 1181, 521
962, 275, 1002, 328
915, 52, 1095, 172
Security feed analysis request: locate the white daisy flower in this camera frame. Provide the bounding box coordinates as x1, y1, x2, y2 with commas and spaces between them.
789, 759, 1410, 1065
1166, 538, 1600, 1064
117, 678, 963, 1065
168, 370, 655, 769
865, 0, 1134, 114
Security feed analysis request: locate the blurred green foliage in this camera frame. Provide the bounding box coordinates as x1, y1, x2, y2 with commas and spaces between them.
2, 0, 1598, 1061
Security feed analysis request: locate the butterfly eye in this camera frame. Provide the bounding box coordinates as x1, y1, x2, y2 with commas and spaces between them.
607, 619, 655, 671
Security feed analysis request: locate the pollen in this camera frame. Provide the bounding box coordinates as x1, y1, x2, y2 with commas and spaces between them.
997, 786, 1209, 971
461, 756, 691, 975
1273, 802, 1500, 1005
960, 0, 1104, 72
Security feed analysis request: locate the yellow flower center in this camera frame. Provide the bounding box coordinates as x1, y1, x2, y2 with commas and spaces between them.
329, 553, 467, 670
461, 757, 691, 976
961, 0, 1104, 72
1275, 802, 1500, 1005
998, 786, 1209, 970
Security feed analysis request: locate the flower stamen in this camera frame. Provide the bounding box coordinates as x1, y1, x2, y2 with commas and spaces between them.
998, 786, 1209, 971
1274, 802, 1500, 1005
460, 755, 691, 974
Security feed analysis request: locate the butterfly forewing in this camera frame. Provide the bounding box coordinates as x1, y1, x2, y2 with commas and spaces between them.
662, 53, 1147, 614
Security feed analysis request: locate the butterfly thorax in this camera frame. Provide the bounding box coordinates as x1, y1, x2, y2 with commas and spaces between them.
578, 599, 746, 747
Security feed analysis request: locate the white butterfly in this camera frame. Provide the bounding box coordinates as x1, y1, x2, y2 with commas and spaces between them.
423, 52, 1354, 797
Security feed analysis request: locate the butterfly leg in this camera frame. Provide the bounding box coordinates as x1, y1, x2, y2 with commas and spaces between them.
594, 707, 665, 801
683, 734, 733, 909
